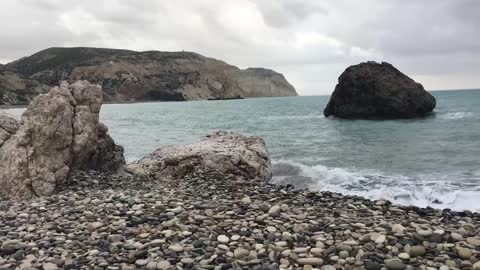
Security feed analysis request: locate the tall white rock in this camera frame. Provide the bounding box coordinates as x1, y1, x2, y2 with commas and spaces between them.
0, 81, 124, 200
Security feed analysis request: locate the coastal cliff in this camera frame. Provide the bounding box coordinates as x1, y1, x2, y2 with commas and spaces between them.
0, 64, 50, 105
1, 47, 297, 105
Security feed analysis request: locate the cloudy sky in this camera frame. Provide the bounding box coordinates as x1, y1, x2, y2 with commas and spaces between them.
1, 0, 479, 95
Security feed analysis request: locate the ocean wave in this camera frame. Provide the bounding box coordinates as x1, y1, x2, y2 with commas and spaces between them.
272, 160, 480, 212
440, 112, 474, 120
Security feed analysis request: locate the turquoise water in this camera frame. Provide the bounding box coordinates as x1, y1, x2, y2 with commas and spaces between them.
6, 90, 480, 211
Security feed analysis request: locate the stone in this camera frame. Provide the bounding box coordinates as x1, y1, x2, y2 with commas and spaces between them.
398, 253, 410, 260
42, 262, 59, 270
410, 246, 426, 257
385, 259, 406, 270
392, 224, 406, 234
234, 248, 250, 259
217, 235, 229, 244
456, 247, 472, 259
0, 111, 18, 147
324, 61, 436, 119
0, 81, 125, 199
466, 237, 480, 247
365, 261, 382, 270
417, 229, 433, 237
473, 261, 480, 270
241, 196, 251, 205
450, 232, 462, 241
127, 131, 272, 182
156, 260, 171, 269
168, 244, 183, 252
268, 205, 281, 217
375, 235, 386, 244
297, 258, 324, 266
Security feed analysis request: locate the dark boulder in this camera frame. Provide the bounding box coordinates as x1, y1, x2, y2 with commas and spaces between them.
87, 123, 125, 173
324, 61, 436, 119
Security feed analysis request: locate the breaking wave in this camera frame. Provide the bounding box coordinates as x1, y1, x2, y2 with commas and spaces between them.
272, 160, 480, 212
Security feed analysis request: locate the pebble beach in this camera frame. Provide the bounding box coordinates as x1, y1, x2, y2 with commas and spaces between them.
1, 172, 479, 270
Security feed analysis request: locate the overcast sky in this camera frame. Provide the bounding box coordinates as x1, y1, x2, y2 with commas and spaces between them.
1, 0, 479, 95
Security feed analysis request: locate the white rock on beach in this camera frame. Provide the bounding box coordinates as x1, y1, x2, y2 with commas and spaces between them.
0, 81, 124, 200
127, 131, 272, 182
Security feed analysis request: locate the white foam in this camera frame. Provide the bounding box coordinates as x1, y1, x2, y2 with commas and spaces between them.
272, 160, 480, 212
440, 112, 474, 120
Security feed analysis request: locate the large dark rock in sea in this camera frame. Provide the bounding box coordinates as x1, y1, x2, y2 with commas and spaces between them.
324, 61, 436, 119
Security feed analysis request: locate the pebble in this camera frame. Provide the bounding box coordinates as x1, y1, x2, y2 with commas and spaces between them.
42, 262, 59, 270
0, 171, 477, 270
466, 237, 480, 247
451, 232, 462, 241
234, 248, 250, 259
168, 244, 184, 252
156, 260, 171, 269
410, 246, 426, 257
385, 259, 406, 270
268, 205, 281, 217
417, 229, 433, 237
217, 235, 229, 244
456, 247, 472, 259
398, 253, 410, 260
297, 258, 324, 266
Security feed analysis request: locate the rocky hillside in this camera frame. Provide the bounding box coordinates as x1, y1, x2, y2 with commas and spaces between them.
0, 64, 50, 105
1, 47, 297, 105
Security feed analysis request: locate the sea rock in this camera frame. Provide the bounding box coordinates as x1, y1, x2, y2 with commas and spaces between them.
127, 131, 272, 182
0, 81, 125, 199
324, 61, 436, 119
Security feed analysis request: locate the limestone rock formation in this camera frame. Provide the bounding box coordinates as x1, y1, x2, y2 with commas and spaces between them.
324, 61, 436, 119
0, 81, 125, 199
0, 111, 18, 147
127, 131, 272, 182
2, 47, 297, 105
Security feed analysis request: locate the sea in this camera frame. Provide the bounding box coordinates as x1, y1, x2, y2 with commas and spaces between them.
5, 90, 480, 211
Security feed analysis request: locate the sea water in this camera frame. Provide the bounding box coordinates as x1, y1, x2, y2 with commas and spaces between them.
6, 90, 480, 211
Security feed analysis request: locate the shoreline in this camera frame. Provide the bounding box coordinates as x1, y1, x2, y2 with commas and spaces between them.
0, 95, 302, 110
1, 172, 479, 269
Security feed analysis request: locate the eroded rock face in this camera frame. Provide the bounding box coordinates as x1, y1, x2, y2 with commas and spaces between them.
324, 61, 436, 119
0, 81, 125, 199
127, 131, 272, 182
0, 111, 18, 147
87, 123, 126, 173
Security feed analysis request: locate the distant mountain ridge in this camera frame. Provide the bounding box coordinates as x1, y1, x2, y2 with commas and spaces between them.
1, 47, 297, 105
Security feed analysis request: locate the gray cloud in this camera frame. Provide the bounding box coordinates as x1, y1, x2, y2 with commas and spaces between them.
0, 0, 479, 94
